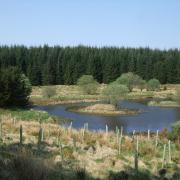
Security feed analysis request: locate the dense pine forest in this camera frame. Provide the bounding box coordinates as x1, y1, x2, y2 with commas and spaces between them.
0, 45, 179, 85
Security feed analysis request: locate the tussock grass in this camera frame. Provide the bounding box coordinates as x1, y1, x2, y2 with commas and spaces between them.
0, 114, 179, 179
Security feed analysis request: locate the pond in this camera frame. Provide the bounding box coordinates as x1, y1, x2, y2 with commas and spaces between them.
34, 100, 180, 133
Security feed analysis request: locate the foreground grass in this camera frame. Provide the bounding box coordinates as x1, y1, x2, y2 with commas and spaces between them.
0, 115, 179, 179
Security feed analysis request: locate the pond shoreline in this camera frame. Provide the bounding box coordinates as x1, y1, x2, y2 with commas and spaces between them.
33, 99, 179, 132
31, 96, 153, 106
148, 100, 180, 108
31, 98, 100, 106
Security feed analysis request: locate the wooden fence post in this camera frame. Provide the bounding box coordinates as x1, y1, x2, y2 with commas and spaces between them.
136, 136, 139, 154
148, 129, 150, 141
106, 124, 108, 136
162, 144, 166, 168
118, 135, 122, 155
86, 123, 88, 131
116, 127, 119, 144
20, 125, 23, 146
13, 117, 16, 126
134, 136, 139, 171
48, 124, 50, 139
168, 140, 171, 163
132, 130, 136, 141
38, 127, 44, 149
155, 130, 159, 147
73, 136, 77, 151
69, 122, 72, 133
120, 126, 123, 137
60, 141, 64, 162
82, 128, 85, 142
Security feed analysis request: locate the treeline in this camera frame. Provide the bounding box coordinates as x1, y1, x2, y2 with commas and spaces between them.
0, 45, 180, 85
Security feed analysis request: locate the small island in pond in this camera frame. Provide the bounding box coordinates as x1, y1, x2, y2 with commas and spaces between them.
69, 103, 139, 116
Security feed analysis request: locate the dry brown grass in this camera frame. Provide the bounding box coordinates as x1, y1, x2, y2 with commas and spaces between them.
0, 151, 49, 180
31, 85, 101, 105
73, 103, 138, 116
0, 114, 179, 179
30, 84, 179, 108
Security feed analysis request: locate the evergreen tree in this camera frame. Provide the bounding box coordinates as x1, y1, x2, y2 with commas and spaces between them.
0, 67, 32, 107
0, 45, 179, 85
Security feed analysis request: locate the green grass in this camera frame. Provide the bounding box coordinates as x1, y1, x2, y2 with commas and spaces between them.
0, 108, 70, 124
127, 91, 154, 99
148, 100, 180, 107
95, 158, 104, 163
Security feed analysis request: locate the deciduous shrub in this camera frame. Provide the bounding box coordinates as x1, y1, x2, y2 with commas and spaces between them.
115, 72, 143, 92
77, 75, 99, 95
139, 79, 146, 91
42, 86, 57, 98
102, 82, 129, 108
147, 78, 160, 91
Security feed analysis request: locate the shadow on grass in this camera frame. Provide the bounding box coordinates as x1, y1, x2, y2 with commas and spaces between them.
0, 142, 98, 180
0, 142, 180, 180
109, 168, 180, 180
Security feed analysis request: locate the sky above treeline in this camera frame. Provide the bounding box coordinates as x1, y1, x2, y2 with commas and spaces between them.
0, 0, 180, 49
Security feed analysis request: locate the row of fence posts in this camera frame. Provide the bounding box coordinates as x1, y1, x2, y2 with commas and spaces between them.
0, 118, 172, 171
110, 125, 172, 171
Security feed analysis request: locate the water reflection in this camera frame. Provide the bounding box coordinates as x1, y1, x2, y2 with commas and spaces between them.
34, 100, 180, 133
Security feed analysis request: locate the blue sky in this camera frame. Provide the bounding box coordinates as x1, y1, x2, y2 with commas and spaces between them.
0, 0, 180, 49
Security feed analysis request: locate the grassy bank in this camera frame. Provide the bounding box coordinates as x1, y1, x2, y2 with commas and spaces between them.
0, 108, 70, 124
148, 101, 180, 108
31, 85, 101, 105
0, 115, 179, 179
30, 84, 178, 106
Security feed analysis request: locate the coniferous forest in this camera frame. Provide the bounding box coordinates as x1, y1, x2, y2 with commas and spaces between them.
0, 45, 179, 85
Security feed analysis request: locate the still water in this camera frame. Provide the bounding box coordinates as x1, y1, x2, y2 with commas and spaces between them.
34, 100, 180, 133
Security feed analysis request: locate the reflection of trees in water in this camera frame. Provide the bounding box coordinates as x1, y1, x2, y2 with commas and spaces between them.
175, 109, 180, 121
102, 116, 128, 133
